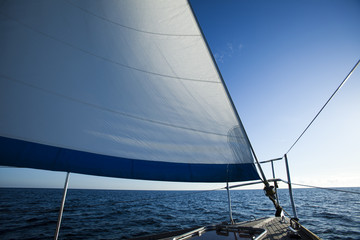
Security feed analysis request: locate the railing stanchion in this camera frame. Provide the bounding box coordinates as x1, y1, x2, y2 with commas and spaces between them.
284, 154, 298, 219
54, 172, 70, 240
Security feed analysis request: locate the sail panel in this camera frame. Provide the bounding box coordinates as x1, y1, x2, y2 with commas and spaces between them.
0, 0, 260, 182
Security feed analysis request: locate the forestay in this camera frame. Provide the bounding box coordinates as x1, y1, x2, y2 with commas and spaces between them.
0, 0, 259, 182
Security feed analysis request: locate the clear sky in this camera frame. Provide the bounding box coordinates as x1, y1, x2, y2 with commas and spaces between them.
1, 0, 359, 190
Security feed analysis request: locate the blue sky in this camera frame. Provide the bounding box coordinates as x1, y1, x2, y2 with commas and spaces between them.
191, 0, 360, 189
1, 0, 359, 190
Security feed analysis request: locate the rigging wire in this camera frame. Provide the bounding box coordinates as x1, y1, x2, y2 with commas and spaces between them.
286, 59, 360, 154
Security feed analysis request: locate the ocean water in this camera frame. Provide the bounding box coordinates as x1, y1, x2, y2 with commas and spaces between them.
0, 187, 359, 239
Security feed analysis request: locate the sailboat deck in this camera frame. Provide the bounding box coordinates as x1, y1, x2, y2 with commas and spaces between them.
237, 217, 289, 239
131, 217, 320, 240
235, 217, 318, 240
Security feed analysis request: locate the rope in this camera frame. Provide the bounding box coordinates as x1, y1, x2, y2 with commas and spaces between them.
281, 207, 292, 218
286, 59, 360, 154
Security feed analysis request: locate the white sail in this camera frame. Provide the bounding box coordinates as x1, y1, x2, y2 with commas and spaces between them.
0, 0, 259, 182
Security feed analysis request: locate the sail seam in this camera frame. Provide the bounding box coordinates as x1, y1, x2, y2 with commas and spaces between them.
65, 0, 200, 37
0, 74, 242, 139
0, 12, 218, 84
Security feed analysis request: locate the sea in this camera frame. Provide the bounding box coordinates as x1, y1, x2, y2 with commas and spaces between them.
0, 187, 359, 240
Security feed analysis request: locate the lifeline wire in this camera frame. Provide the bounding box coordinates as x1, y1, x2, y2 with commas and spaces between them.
286, 59, 360, 154
290, 182, 360, 195
117, 180, 360, 205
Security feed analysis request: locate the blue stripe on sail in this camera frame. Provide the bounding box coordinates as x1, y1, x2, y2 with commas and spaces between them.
0, 136, 260, 182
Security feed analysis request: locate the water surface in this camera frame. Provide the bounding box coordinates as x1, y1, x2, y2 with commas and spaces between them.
0, 188, 359, 239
